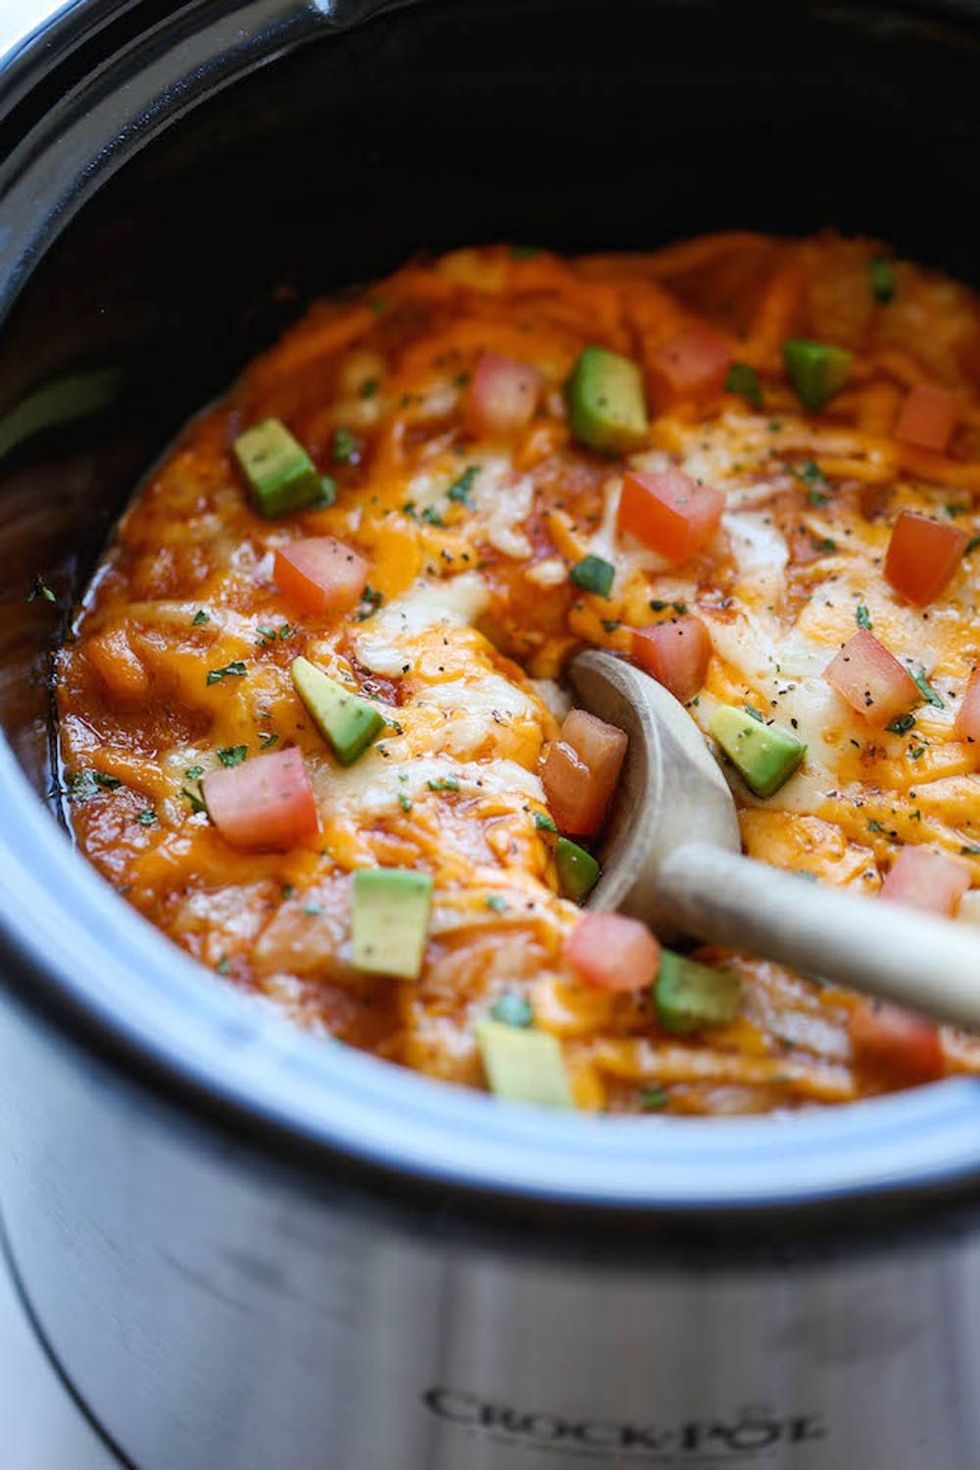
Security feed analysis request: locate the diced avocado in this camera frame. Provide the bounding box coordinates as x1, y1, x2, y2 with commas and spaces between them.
655, 949, 742, 1034
782, 340, 853, 413
291, 656, 384, 766
709, 704, 806, 798
476, 1020, 574, 1108
233, 418, 323, 518
352, 868, 433, 979
555, 836, 600, 902
566, 346, 649, 454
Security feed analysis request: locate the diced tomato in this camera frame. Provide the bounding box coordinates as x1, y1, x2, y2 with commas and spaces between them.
540, 742, 594, 835
203, 747, 320, 851
850, 1000, 945, 1087
464, 350, 542, 438
633, 616, 711, 703
541, 708, 628, 837
618, 467, 725, 563
647, 325, 731, 406
955, 668, 980, 744
893, 383, 959, 453
884, 510, 967, 607
273, 537, 368, 619
823, 629, 918, 728
564, 912, 661, 992
880, 846, 971, 917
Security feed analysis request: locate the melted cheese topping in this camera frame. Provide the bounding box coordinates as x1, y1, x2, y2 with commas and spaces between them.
56, 236, 980, 1114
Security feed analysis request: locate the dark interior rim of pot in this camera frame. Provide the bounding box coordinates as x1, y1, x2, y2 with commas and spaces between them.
2, 0, 980, 1224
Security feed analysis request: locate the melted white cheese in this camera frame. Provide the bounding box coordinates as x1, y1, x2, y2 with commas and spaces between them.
415, 671, 540, 758
311, 751, 544, 818
354, 574, 489, 676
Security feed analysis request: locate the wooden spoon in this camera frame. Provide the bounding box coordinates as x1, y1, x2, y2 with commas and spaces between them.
570, 648, 980, 1031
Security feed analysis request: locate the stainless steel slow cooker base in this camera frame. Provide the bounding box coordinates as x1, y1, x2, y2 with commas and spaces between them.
3, 3, 980, 1466
7, 987, 980, 1470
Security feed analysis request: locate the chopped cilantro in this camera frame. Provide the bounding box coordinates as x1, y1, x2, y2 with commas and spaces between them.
961, 845, 980, 856
911, 668, 944, 709
302, 901, 324, 916
810, 535, 837, 554
259, 732, 279, 750
945, 503, 967, 518
966, 536, 980, 556
489, 991, 533, 1025
421, 506, 445, 527
331, 426, 361, 464
217, 745, 248, 768
885, 713, 916, 734
856, 603, 872, 631
640, 1086, 668, 1112
359, 378, 379, 399
182, 785, 207, 815
602, 619, 621, 633
184, 764, 205, 780
789, 459, 831, 502
68, 769, 122, 800
136, 810, 158, 827
672, 600, 688, 615
427, 776, 460, 792
868, 255, 896, 304
485, 894, 508, 914
27, 573, 56, 604
192, 608, 210, 626
216, 955, 231, 975
281, 883, 295, 900
744, 705, 765, 723
534, 811, 558, 832
570, 555, 615, 598
397, 792, 412, 812
256, 623, 293, 644
447, 466, 479, 504
910, 746, 926, 761
868, 819, 886, 833
206, 661, 247, 685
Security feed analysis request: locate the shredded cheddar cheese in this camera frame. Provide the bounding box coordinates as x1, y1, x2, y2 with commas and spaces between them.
56, 235, 980, 1114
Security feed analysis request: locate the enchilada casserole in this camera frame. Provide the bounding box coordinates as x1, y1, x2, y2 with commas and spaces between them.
55, 233, 980, 1114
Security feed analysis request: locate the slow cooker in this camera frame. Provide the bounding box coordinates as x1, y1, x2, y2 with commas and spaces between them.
3, 2, 980, 1466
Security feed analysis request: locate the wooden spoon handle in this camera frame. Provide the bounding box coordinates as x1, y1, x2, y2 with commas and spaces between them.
658, 841, 980, 1030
